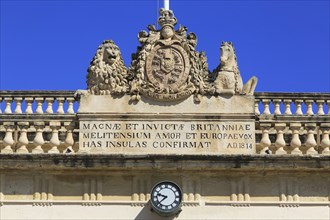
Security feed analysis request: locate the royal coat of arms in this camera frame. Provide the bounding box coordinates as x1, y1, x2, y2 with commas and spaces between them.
128, 9, 210, 102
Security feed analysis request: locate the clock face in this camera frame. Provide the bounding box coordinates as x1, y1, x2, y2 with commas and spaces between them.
150, 181, 182, 216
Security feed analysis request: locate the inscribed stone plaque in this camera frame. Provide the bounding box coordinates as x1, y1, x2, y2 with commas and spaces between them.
79, 120, 255, 155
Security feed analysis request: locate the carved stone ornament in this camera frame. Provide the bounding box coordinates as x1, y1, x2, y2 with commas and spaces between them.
212, 42, 258, 95
87, 40, 128, 95
128, 9, 211, 102
85, 8, 258, 102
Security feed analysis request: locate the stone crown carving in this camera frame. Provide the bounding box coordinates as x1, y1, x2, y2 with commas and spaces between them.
86, 9, 258, 102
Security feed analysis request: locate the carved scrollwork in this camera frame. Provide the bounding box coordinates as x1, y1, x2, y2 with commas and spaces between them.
128, 9, 210, 102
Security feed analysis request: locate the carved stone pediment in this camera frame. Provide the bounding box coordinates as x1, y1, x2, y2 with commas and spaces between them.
85, 9, 258, 103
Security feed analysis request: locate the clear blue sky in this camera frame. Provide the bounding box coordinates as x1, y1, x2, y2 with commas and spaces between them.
1, 0, 329, 92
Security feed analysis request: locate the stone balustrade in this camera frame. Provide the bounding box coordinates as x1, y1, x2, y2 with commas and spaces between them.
0, 91, 329, 155
254, 92, 330, 116
256, 122, 330, 155
0, 121, 78, 154
255, 92, 330, 155
0, 91, 78, 154
0, 91, 77, 114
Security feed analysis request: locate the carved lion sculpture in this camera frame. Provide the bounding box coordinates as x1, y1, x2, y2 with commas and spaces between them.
87, 40, 128, 95
214, 42, 257, 95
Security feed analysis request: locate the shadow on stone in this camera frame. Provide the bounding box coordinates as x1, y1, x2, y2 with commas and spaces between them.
134, 204, 178, 220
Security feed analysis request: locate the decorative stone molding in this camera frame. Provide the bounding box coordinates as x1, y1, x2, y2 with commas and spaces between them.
132, 176, 151, 202
274, 123, 287, 155
230, 177, 250, 203
63, 121, 75, 154
14, 97, 23, 114
48, 121, 61, 154
32, 122, 45, 153
182, 176, 201, 202
279, 177, 299, 203
304, 123, 317, 155
83, 177, 103, 202
2, 122, 15, 154
33, 175, 53, 203
259, 123, 272, 154
17, 122, 30, 154
290, 123, 302, 155
320, 123, 330, 155
4, 98, 13, 114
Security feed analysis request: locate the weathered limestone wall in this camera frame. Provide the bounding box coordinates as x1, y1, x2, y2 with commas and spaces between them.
0, 155, 329, 219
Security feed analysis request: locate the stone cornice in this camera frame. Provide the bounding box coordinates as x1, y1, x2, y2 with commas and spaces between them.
0, 154, 329, 173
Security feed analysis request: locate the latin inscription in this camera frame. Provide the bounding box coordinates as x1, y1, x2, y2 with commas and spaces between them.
79, 121, 255, 154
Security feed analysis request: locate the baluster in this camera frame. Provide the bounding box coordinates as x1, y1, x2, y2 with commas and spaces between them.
326, 100, 330, 115
56, 98, 65, 114
259, 123, 272, 154
25, 97, 34, 114
48, 122, 61, 153
64, 122, 75, 153
273, 99, 282, 115
14, 97, 23, 114
316, 100, 325, 115
45, 98, 54, 114
283, 99, 292, 115
274, 123, 287, 155
4, 98, 13, 114
0, 97, 3, 113
304, 123, 317, 155
320, 124, 330, 155
2, 122, 15, 154
35, 98, 44, 114
262, 99, 271, 115
32, 122, 45, 153
305, 100, 314, 115
17, 122, 30, 153
255, 99, 260, 115
294, 99, 303, 115
290, 123, 302, 155
66, 97, 75, 114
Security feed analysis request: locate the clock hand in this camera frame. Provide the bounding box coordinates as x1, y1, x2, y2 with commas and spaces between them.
157, 193, 168, 203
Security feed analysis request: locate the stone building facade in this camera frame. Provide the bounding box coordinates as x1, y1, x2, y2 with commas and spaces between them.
0, 8, 329, 220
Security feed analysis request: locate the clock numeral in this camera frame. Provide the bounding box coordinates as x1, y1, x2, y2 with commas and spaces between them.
175, 192, 179, 196
167, 206, 172, 209
156, 187, 161, 192
172, 203, 177, 207
161, 185, 165, 188
175, 198, 179, 202
162, 206, 166, 210
172, 188, 177, 192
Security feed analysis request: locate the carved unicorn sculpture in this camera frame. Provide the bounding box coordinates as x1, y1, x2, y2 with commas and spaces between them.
214, 42, 257, 95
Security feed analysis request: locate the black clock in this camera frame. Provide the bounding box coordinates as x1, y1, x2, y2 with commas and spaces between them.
150, 181, 183, 217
